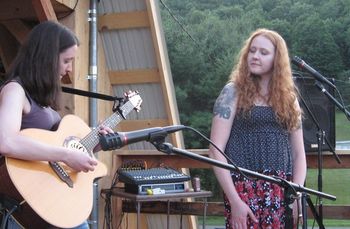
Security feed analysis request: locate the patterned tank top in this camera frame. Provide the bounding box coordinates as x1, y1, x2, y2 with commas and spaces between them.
224, 106, 293, 175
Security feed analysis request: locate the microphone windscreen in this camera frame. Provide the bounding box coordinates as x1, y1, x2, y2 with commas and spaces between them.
99, 132, 121, 151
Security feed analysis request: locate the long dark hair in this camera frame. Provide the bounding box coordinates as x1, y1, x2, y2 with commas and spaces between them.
5, 21, 79, 110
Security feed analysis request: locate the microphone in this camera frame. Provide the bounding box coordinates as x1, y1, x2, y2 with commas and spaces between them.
291, 56, 336, 89
99, 125, 186, 150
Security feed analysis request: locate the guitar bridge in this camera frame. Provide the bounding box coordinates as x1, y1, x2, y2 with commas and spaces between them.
49, 162, 73, 188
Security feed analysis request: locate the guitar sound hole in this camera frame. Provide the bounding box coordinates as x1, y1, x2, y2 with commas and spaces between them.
63, 136, 88, 154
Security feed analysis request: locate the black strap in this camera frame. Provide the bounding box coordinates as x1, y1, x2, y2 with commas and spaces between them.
61, 86, 123, 101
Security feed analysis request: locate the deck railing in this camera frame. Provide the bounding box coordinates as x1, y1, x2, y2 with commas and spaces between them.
113, 149, 350, 220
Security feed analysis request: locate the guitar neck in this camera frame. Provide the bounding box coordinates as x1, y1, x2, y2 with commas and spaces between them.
79, 101, 135, 153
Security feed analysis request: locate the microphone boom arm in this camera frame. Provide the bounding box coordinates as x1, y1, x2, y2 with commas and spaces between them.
156, 142, 336, 201
292, 56, 336, 89
315, 82, 350, 121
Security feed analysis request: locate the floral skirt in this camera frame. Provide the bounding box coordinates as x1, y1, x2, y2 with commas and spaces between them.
224, 170, 292, 229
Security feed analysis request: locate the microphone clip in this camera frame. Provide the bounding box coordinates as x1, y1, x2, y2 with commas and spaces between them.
148, 130, 169, 149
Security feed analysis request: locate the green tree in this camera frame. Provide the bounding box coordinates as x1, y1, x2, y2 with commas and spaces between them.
160, 0, 350, 201
291, 14, 344, 77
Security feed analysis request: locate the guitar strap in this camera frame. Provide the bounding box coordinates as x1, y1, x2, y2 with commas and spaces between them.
61, 86, 125, 113
61, 86, 122, 101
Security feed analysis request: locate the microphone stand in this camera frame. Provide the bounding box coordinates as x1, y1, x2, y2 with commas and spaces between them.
315, 82, 350, 121
147, 135, 336, 229
295, 83, 341, 229
312, 81, 350, 228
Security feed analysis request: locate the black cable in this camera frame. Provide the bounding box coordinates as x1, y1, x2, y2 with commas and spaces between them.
0, 205, 18, 229
334, 83, 350, 120
159, 0, 223, 70
116, 212, 125, 229
101, 167, 119, 229
101, 191, 111, 229
103, 163, 137, 229
159, 0, 200, 49
294, 70, 350, 120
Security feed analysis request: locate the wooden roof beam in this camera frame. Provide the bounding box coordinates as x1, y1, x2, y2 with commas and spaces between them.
98, 11, 150, 31
0, 1, 36, 21
117, 119, 170, 131
109, 68, 161, 85
31, 0, 57, 22
0, 0, 73, 21
53, 0, 78, 10
0, 25, 19, 71
1, 20, 31, 45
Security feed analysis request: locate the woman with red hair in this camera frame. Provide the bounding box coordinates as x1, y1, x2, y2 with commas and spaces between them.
209, 28, 307, 229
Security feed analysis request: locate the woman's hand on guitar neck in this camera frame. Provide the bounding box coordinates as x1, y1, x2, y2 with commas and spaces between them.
93, 124, 114, 152
98, 125, 114, 135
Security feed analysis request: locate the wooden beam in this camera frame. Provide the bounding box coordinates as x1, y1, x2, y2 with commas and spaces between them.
109, 68, 161, 85
121, 201, 221, 216
50, 0, 75, 19
0, 24, 19, 70
145, 0, 184, 148
53, 0, 77, 10
0, 0, 37, 21
114, 149, 350, 169
98, 11, 150, 31
0, 0, 72, 21
121, 201, 350, 219
306, 152, 350, 169
117, 119, 170, 132
1, 20, 31, 45
31, 0, 57, 22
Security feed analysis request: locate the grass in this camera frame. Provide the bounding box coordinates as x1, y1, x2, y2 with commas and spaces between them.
306, 169, 350, 205
335, 111, 350, 140
199, 217, 350, 227
306, 169, 350, 227
198, 216, 225, 226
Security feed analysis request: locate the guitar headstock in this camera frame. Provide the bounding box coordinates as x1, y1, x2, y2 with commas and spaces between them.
124, 91, 142, 112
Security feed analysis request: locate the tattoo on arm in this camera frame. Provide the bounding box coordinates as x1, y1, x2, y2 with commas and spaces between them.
213, 84, 236, 119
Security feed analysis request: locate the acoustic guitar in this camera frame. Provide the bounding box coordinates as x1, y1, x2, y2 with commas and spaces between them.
0, 91, 142, 228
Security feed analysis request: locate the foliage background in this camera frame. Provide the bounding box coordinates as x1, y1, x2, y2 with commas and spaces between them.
159, 0, 350, 200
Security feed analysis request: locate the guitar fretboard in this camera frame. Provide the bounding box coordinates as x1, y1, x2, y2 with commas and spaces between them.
80, 101, 135, 154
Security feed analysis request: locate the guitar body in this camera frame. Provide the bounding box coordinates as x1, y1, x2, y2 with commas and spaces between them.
0, 115, 108, 228
0, 161, 47, 229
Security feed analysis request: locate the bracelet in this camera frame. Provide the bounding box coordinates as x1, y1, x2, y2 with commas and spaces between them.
298, 214, 303, 218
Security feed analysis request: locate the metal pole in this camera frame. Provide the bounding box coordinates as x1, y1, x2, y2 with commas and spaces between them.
88, 0, 98, 228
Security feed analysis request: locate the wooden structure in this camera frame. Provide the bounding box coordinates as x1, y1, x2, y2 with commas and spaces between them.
0, 0, 191, 228
0, 0, 349, 229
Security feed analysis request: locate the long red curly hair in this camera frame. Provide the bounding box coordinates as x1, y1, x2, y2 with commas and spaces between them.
229, 28, 301, 131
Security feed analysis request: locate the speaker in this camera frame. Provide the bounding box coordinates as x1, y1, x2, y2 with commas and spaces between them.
293, 75, 336, 152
